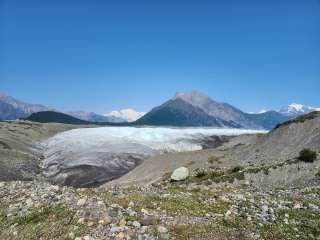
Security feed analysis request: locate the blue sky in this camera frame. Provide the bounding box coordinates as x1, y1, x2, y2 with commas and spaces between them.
1, 0, 319, 114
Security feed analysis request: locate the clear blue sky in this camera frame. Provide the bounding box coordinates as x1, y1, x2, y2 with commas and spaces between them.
1, 0, 319, 113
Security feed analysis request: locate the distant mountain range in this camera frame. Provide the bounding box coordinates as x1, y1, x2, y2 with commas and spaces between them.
0, 93, 54, 120
0, 93, 139, 123
1, 92, 319, 130
136, 91, 319, 129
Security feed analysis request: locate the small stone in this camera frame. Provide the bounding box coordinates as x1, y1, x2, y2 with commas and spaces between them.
51, 185, 60, 192
235, 194, 245, 201
0, 182, 5, 188
128, 201, 135, 207
110, 226, 124, 233
68, 232, 75, 239
132, 221, 141, 228
86, 221, 95, 227
77, 218, 85, 224
119, 219, 126, 227
219, 196, 231, 203
141, 208, 149, 215
225, 210, 232, 217
116, 232, 125, 239
26, 198, 33, 208
108, 208, 119, 218
157, 226, 168, 234
141, 216, 157, 226
127, 229, 136, 237
293, 203, 302, 209
83, 236, 93, 240
77, 198, 87, 206
261, 205, 268, 213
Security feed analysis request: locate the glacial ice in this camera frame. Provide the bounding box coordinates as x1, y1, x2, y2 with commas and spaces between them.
41, 127, 265, 187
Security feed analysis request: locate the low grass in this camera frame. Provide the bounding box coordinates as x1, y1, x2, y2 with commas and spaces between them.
167, 217, 254, 240
111, 191, 230, 217
191, 167, 245, 184
0, 205, 88, 240
258, 208, 320, 240
208, 155, 222, 164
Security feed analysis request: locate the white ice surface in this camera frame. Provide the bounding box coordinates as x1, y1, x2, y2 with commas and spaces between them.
42, 127, 266, 186
43, 126, 265, 154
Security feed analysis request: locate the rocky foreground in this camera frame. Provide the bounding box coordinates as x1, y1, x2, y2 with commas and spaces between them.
1, 166, 320, 240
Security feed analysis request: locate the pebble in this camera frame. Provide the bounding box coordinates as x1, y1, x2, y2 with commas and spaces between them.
77, 198, 87, 206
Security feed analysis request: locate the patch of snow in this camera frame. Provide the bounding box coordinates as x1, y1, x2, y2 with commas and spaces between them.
104, 109, 146, 122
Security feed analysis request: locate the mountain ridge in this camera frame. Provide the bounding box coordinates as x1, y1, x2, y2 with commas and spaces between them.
138, 91, 291, 129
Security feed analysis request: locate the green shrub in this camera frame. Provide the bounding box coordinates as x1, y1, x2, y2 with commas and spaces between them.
299, 149, 317, 163
230, 166, 243, 173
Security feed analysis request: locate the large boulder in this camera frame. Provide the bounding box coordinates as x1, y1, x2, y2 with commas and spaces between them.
171, 167, 189, 181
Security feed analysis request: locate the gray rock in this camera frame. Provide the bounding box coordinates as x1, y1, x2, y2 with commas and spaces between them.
171, 167, 189, 181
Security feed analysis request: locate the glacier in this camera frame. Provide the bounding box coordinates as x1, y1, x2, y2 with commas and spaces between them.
41, 126, 265, 187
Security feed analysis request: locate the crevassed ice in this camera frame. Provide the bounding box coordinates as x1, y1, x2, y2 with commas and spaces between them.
42, 127, 265, 187
44, 126, 265, 153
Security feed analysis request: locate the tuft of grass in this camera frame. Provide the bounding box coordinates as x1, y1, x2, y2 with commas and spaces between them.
194, 168, 207, 178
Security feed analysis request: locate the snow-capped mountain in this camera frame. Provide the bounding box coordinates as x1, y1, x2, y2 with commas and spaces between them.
279, 103, 320, 117
67, 111, 123, 123
104, 109, 146, 122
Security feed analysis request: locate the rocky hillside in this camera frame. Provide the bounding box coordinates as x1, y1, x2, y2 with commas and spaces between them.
0, 120, 94, 181
235, 111, 320, 165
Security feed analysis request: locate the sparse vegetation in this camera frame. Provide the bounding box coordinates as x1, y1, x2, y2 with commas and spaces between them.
299, 148, 317, 163
275, 111, 320, 129
0, 205, 88, 239
208, 155, 221, 164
